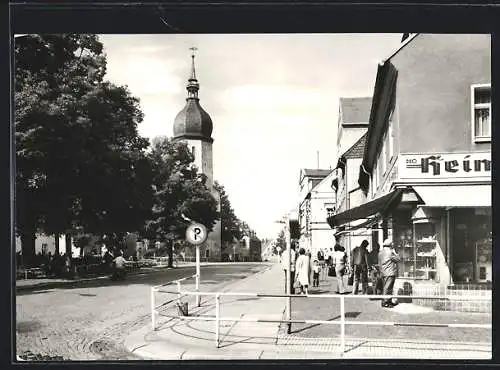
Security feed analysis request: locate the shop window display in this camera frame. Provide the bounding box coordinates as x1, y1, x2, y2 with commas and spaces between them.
451, 208, 491, 284
414, 222, 438, 281
392, 213, 438, 282
475, 232, 492, 282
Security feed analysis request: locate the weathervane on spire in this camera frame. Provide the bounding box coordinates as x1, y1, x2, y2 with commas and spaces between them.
189, 46, 198, 80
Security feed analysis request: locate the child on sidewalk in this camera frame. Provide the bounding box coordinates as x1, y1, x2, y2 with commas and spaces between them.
312, 260, 321, 287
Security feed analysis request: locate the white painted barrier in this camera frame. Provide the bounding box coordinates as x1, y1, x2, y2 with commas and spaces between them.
150, 288, 492, 353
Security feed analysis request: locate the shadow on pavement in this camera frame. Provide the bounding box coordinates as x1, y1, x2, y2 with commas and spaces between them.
290, 315, 341, 334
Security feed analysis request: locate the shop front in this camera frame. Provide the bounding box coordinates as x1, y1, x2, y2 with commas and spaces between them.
328, 151, 491, 312
388, 151, 492, 311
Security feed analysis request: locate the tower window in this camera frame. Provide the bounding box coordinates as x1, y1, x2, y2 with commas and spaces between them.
192, 146, 195, 158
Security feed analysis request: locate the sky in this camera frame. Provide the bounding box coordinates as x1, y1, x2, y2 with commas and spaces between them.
99, 33, 403, 239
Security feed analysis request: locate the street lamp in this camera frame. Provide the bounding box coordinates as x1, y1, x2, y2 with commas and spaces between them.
275, 217, 292, 334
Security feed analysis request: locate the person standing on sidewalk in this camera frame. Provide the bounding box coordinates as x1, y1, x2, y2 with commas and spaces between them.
332, 244, 348, 294
369, 242, 383, 295
351, 240, 370, 295
378, 238, 401, 308
280, 243, 296, 294
295, 248, 310, 295
312, 260, 321, 287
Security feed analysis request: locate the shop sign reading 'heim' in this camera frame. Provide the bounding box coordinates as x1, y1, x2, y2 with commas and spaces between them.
398, 152, 491, 181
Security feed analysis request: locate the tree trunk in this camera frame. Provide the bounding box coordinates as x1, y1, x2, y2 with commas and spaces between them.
54, 233, 60, 256
20, 229, 36, 267
65, 234, 72, 258
167, 239, 174, 268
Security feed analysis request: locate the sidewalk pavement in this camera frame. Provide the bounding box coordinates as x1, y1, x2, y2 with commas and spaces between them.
124, 263, 491, 360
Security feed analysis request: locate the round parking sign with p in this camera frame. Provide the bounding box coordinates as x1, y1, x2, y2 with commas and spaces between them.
186, 223, 208, 245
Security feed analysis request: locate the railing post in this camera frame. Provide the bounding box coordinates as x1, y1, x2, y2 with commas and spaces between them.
340, 295, 345, 354
196, 245, 201, 307
151, 286, 156, 331
215, 293, 220, 348
177, 280, 181, 304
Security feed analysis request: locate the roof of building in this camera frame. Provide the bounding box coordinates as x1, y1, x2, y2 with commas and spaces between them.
173, 52, 213, 141
344, 133, 367, 159
302, 169, 333, 178
339, 97, 372, 124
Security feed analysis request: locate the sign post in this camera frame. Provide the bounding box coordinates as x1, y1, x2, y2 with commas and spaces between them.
186, 223, 208, 307
284, 220, 292, 334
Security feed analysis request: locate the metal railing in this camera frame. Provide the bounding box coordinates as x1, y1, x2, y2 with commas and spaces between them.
150, 274, 198, 331
149, 287, 491, 353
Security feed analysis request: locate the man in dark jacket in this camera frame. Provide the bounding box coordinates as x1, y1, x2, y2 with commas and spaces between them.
378, 238, 401, 308
350, 240, 370, 295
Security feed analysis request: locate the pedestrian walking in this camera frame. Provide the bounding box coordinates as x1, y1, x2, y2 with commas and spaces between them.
112, 250, 127, 280
307, 251, 313, 284
378, 238, 400, 307
295, 248, 310, 295
369, 242, 383, 295
332, 244, 348, 294
312, 260, 321, 287
351, 240, 370, 295
317, 249, 326, 280
280, 243, 296, 294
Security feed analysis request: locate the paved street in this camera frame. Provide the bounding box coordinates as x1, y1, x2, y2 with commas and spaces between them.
16, 263, 269, 360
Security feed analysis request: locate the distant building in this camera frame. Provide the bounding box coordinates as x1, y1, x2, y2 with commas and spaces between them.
298, 169, 335, 257
331, 96, 372, 260
241, 235, 262, 262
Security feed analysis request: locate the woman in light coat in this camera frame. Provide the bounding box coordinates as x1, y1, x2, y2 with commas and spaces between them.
332, 244, 348, 294
295, 248, 310, 294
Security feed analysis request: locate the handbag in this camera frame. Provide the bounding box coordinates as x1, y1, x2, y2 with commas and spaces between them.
328, 265, 336, 277
347, 272, 354, 286
293, 279, 301, 289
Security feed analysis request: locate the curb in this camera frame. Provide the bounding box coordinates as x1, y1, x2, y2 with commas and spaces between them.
125, 323, 342, 360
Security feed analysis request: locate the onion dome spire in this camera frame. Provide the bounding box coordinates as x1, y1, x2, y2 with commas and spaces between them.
173, 47, 214, 142
187, 46, 199, 100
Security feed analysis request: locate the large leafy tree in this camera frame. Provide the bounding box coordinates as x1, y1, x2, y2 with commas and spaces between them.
144, 137, 219, 267
213, 182, 242, 245
275, 229, 286, 255
15, 34, 152, 266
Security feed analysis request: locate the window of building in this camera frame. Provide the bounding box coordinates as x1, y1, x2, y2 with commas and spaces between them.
192, 146, 196, 158
471, 84, 491, 142
205, 249, 210, 258
326, 207, 335, 217
41, 243, 48, 255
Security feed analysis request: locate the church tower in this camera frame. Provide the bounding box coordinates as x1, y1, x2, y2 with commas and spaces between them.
173, 47, 215, 187
173, 48, 221, 260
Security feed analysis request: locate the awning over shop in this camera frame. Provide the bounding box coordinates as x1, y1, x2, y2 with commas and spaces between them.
412, 184, 491, 207
334, 216, 380, 236
327, 188, 403, 227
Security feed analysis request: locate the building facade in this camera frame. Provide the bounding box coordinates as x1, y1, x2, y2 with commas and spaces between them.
333, 97, 371, 259
172, 50, 222, 261
298, 169, 335, 257
328, 34, 491, 311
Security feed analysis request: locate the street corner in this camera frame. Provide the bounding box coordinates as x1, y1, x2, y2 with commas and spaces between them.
124, 325, 188, 360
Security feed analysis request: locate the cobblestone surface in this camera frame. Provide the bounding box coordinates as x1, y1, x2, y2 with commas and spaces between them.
16, 264, 267, 361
